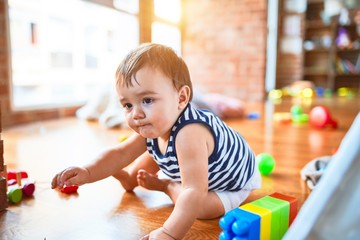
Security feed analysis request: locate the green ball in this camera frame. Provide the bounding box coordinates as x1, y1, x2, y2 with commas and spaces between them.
256, 153, 275, 175
292, 113, 309, 123
7, 188, 23, 203
290, 105, 302, 115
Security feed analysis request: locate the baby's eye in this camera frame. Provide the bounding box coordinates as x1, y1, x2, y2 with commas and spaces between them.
143, 98, 153, 105
123, 103, 132, 109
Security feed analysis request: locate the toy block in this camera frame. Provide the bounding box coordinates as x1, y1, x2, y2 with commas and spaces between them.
219, 208, 260, 240
240, 203, 271, 240
0, 177, 8, 211
251, 196, 289, 240
219, 193, 298, 240
269, 192, 298, 226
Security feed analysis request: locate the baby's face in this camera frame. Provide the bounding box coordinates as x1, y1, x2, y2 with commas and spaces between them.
117, 65, 183, 140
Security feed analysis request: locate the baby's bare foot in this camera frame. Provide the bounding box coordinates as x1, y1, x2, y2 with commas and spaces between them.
112, 170, 138, 192
137, 169, 170, 192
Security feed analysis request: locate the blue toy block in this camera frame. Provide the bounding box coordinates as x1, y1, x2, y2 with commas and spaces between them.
219, 208, 261, 240
219, 230, 235, 240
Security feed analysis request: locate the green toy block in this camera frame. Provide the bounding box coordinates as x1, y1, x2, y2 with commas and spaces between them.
251, 196, 289, 240
241, 203, 271, 240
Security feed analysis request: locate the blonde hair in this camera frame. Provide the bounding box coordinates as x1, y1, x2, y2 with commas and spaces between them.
115, 43, 193, 100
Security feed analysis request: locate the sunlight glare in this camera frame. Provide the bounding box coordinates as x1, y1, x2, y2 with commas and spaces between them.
154, 0, 181, 23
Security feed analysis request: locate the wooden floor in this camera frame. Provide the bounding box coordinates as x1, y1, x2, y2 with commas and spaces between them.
1, 96, 359, 239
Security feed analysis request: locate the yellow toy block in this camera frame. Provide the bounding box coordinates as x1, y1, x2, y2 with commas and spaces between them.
241, 203, 271, 240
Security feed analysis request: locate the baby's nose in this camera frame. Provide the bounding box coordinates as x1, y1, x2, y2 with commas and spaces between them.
132, 106, 145, 119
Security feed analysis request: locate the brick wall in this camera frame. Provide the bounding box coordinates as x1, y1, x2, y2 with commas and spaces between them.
182, 0, 268, 101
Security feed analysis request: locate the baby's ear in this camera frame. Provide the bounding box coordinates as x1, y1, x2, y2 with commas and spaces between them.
178, 85, 191, 109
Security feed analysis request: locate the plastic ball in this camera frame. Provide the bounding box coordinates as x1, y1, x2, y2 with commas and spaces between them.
268, 89, 283, 99
292, 113, 309, 124
290, 105, 302, 115
337, 87, 348, 97
324, 88, 332, 97
315, 87, 324, 97
309, 106, 337, 128
301, 88, 314, 98
256, 153, 275, 175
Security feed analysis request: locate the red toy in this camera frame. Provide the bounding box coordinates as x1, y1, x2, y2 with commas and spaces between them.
22, 183, 35, 197
7, 171, 28, 180
6, 170, 36, 203
61, 185, 78, 194
309, 106, 338, 128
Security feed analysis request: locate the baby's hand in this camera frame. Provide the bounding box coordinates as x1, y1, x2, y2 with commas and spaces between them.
140, 227, 177, 240
51, 167, 90, 189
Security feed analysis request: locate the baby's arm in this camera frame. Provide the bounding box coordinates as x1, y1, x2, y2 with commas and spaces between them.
51, 133, 147, 189
162, 124, 214, 239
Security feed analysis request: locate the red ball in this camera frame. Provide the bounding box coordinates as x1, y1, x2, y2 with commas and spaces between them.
309, 106, 337, 128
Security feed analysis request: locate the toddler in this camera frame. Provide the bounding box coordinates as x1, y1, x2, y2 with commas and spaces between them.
51, 43, 261, 240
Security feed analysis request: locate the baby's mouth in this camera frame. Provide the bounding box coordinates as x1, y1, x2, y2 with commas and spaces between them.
137, 123, 151, 130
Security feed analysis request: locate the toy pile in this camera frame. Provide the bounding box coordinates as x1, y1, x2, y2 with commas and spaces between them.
219, 192, 297, 240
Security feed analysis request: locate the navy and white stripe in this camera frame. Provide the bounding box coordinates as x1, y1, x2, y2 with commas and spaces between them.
146, 103, 255, 191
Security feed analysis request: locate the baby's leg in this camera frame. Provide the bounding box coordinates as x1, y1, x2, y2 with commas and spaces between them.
137, 170, 225, 219
197, 192, 225, 219
137, 170, 181, 203
112, 152, 159, 192
137, 169, 261, 219
200, 170, 261, 219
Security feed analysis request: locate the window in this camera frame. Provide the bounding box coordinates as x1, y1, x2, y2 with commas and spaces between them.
8, 0, 139, 109
152, 0, 182, 54
7, 0, 182, 110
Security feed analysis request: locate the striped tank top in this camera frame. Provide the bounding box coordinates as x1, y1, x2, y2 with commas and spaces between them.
146, 103, 256, 191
